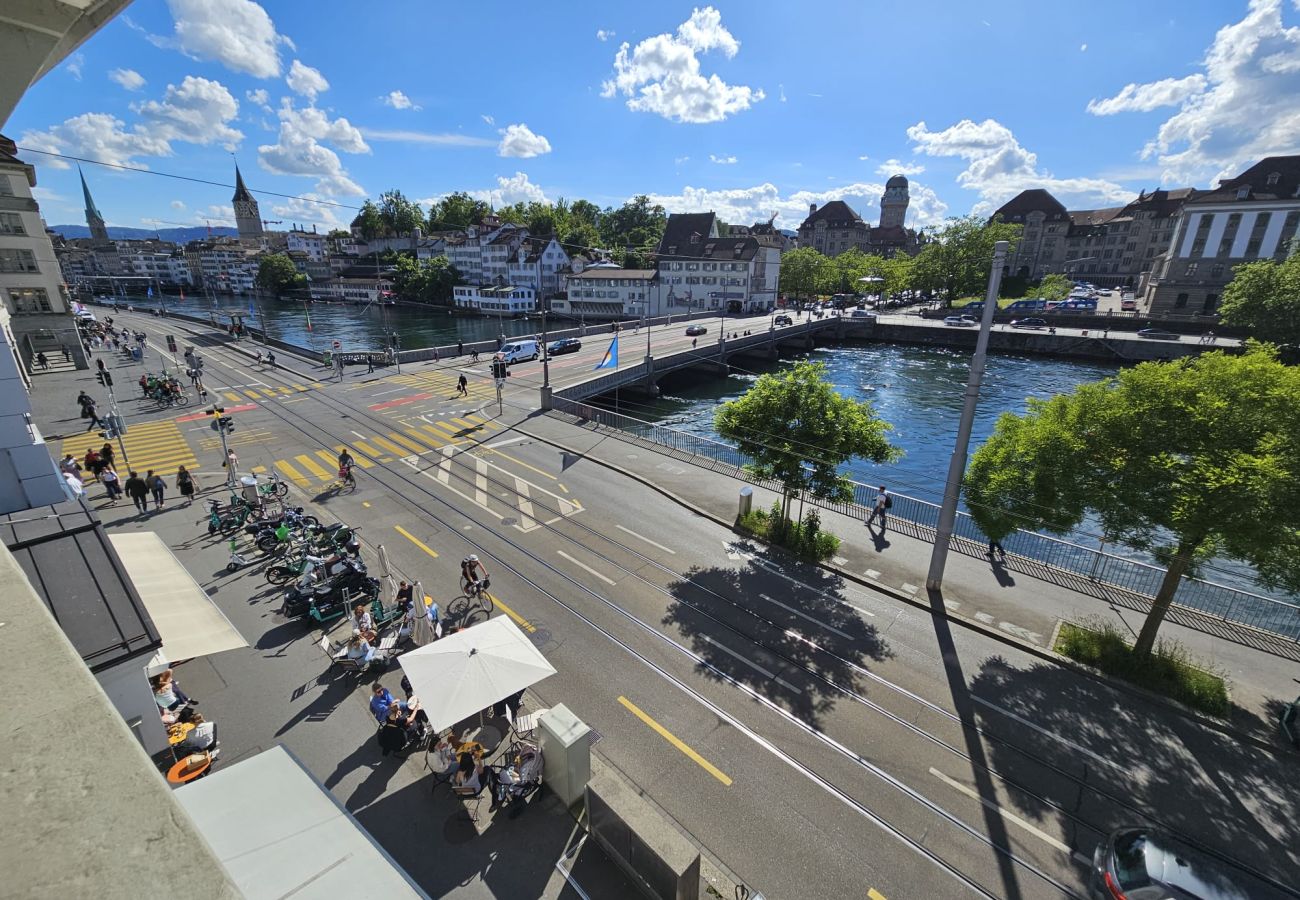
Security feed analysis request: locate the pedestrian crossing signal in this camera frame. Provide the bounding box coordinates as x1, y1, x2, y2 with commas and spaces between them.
166, 335, 178, 353
490, 359, 509, 380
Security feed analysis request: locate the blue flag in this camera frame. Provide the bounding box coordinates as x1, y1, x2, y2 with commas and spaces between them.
594, 336, 619, 370
248, 298, 256, 316
147, 285, 153, 298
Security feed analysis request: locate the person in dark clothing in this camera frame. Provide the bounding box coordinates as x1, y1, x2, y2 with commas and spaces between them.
147, 469, 166, 509
124, 471, 149, 513
986, 538, 1006, 559
176, 465, 195, 505
456, 374, 468, 397
83, 401, 104, 432
457, 341, 463, 357
367, 355, 375, 374
35, 352, 48, 369
99, 442, 115, 469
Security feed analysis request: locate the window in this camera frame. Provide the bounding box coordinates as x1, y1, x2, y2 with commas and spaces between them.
1126, 242, 1137, 251
1184, 263, 1198, 276
1203, 293, 1219, 313
1267, 172, 1281, 186
1146, 248, 1155, 258
1246, 239, 1261, 256
0, 211, 26, 235
1175, 292, 1189, 309
1236, 186, 1251, 200
0, 175, 12, 197
0, 248, 38, 273
1103, 250, 1113, 259
1210, 263, 1224, 278
6, 287, 52, 313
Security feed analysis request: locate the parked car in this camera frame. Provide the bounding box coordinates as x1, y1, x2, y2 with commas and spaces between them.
685, 324, 708, 336
546, 337, 582, 356
1090, 827, 1252, 900
1120, 297, 1138, 311
1006, 298, 1048, 312
943, 315, 979, 327
849, 309, 877, 319
773, 314, 793, 326
1137, 328, 1181, 341
1010, 317, 1047, 329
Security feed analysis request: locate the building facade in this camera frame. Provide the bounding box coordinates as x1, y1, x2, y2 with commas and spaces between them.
797, 178, 919, 258
1143, 156, 1300, 315
655, 212, 781, 313
286, 228, 326, 262
232, 164, 263, 244
450, 283, 536, 316
507, 236, 571, 297
558, 268, 658, 319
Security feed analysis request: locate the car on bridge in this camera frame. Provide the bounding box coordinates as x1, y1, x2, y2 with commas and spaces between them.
1090, 827, 1254, 900
1010, 317, 1047, 329
546, 337, 582, 356
943, 315, 979, 327
1137, 328, 1181, 341
685, 324, 708, 336
773, 314, 793, 326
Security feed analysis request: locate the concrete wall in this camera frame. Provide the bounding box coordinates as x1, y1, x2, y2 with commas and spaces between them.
96, 654, 170, 756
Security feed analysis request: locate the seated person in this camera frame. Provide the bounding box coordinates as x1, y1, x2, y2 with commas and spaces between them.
369, 682, 398, 724
345, 635, 376, 668
453, 753, 487, 793
161, 707, 218, 757
430, 735, 459, 777
351, 603, 377, 643
377, 706, 412, 756
395, 580, 414, 614
387, 700, 429, 741
152, 668, 193, 711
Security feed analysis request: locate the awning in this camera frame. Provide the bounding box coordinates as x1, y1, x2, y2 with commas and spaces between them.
175, 745, 428, 899
108, 532, 247, 673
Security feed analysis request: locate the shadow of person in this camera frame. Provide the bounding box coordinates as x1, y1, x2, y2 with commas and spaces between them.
991, 557, 1016, 587
869, 526, 891, 552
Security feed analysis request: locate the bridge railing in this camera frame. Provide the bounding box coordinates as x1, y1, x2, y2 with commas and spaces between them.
549, 397, 1300, 644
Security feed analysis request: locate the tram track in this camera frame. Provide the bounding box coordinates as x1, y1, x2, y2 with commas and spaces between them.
121, 315, 1298, 899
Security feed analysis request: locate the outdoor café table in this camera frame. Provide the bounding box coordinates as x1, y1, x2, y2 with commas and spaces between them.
166, 754, 212, 785
167, 721, 196, 747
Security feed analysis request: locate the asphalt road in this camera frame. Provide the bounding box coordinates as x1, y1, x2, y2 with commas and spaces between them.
63, 311, 1300, 900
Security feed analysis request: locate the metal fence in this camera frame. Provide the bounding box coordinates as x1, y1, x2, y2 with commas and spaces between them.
551, 397, 1300, 644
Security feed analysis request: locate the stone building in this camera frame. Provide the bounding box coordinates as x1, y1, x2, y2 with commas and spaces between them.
797, 176, 919, 257
232, 164, 263, 244
1142, 156, 1300, 315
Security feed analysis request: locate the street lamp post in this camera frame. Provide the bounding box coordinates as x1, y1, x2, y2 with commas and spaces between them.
926, 240, 1009, 592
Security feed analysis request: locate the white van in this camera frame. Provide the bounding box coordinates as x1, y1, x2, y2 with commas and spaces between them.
499, 339, 539, 364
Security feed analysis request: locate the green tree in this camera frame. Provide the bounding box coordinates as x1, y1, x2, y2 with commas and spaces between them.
914, 215, 1023, 305
390, 255, 461, 305
600, 195, 667, 258
256, 253, 305, 296
779, 247, 829, 300
964, 345, 1300, 657
426, 192, 491, 231
1219, 251, 1300, 346
825, 249, 875, 295
378, 189, 423, 237
880, 252, 914, 298
353, 200, 383, 241
715, 361, 900, 528
1037, 273, 1073, 302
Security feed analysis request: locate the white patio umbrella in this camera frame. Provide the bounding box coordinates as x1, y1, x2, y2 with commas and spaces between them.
398, 616, 556, 733
409, 579, 438, 646
376, 544, 399, 599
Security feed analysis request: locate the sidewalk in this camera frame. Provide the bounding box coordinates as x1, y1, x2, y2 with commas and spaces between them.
516, 410, 1300, 747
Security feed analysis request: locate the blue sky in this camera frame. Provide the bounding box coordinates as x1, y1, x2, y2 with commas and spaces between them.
9, 0, 1300, 236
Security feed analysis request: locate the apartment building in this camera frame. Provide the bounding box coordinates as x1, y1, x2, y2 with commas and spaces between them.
655, 212, 781, 312
507, 236, 571, 297
558, 268, 658, 319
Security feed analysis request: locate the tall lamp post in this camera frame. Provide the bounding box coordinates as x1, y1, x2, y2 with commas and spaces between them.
925, 240, 1009, 592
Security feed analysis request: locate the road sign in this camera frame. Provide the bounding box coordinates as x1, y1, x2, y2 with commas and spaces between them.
332, 340, 342, 350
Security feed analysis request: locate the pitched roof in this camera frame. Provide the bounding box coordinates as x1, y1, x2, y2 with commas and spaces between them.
1068, 207, 1125, 227
656, 212, 717, 255
232, 164, 254, 203
993, 189, 1068, 222
658, 236, 759, 262
800, 200, 864, 229
1190, 155, 1300, 204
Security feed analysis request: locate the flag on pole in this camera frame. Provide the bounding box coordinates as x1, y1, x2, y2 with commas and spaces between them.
178, 285, 185, 301
594, 336, 619, 370
304, 304, 312, 331
147, 286, 153, 298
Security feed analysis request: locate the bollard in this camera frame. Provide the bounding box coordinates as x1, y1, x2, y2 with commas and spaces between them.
738, 486, 753, 518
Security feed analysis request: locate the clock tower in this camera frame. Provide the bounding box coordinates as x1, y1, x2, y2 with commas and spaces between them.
879, 174, 910, 230
232, 163, 263, 243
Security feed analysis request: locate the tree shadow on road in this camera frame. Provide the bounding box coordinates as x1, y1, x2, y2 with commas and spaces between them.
662, 558, 889, 729
968, 655, 1300, 889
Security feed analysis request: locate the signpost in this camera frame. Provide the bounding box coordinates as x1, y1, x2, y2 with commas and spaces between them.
491, 354, 508, 416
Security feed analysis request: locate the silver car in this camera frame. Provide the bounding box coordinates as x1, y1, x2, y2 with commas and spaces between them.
1091, 828, 1256, 899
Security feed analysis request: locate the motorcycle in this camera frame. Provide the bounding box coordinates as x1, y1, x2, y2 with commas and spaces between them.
280, 562, 378, 623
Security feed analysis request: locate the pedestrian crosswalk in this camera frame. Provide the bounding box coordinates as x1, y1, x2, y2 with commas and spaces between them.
221, 383, 322, 404
269, 413, 505, 487
94, 418, 198, 479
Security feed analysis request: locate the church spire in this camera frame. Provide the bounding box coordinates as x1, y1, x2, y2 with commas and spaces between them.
80, 165, 109, 243
231, 161, 263, 242
232, 163, 254, 203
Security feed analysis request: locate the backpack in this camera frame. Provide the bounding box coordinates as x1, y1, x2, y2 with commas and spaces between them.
884, 495, 893, 509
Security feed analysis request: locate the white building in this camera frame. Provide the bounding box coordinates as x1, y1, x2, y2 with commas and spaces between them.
557, 268, 658, 319
122, 250, 193, 286
187, 239, 259, 293
286, 228, 327, 262
451, 283, 536, 316
309, 263, 394, 304
507, 237, 571, 297
655, 212, 781, 313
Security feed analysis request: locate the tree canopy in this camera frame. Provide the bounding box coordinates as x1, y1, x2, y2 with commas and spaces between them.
389, 255, 460, 305
255, 253, 305, 296
779, 247, 829, 299
378, 189, 424, 237
715, 361, 900, 523
352, 200, 383, 241
912, 215, 1023, 305
1218, 250, 1300, 346
964, 345, 1300, 656
1037, 273, 1073, 302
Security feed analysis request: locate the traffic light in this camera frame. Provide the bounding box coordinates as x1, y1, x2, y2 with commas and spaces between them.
219, 416, 234, 433
95, 370, 113, 387
490, 359, 509, 380
96, 371, 105, 386
95, 358, 105, 372
166, 335, 178, 353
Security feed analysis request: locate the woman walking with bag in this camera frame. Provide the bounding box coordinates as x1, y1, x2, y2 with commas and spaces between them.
176, 465, 195, 506
100, 465, 122, 503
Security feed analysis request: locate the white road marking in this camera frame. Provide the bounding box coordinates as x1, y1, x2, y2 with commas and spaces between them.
970, 696, 1124, 772
929, 767, 1079, 860
758, 594, 852, 638
944, 600, 962, 610
831, 556, 848, 566
899, 582, 918, 594
974, 612, 995, 624
437, 446, 453, 485
474, 457, 489, 507
863, 569, 880, 580
486, 436, 528, 449
350, 430, 368, 440
557, 550, 616, 585
514, 477, 537, 530
372, 386, 409, 396
616, 524, 676, 554
998, 622, 1044, 644
722, 540, 745, 561
700, 635, 801, 693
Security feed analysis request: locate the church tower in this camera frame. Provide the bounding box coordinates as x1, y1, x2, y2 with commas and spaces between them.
232, 163, 263, 242
879, 174, 910, 230
80, 166, 109, 243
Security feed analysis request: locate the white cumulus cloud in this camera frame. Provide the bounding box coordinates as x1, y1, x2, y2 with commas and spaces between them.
257, 98, 369, 196
467, 172, 549, 207
245, 88, 271, 112
907, 117, 1130, 214
171, 200, 186, 210
271, 193, 345, 230
596, 29, 615, 41
380, 90, 420, 110
286, 59, 329, 99
165, 0, 287, 78
20, 113, 171, 169
109, 68, 146, 91
134, 75, 244, 150
1085, 0, 1300, 184
497, 123, 552, 158
875, 158, 925, 177
1086, 74, 1208, 115
709, 154, 737, 164
66, 53, 84, 81
601, 6, 764, 123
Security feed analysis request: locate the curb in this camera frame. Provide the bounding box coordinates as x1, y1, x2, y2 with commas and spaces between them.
515, 416, 1289, 757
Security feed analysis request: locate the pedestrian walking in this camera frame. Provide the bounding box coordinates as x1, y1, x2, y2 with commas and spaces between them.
176, 465, 195, 505
61, 345, 72, 362
147, 469, 166, 509
866, 485, 890, 530
84, 401, 103, 432
100, 465, 122, 503
224, 449, 239, 474
367, 355, 375, 374
432, 347, 440, 363
83, 448, 103, 481
457, 341, 464, 357
100, 442, 115, 470
692, 338, 698, 349
457, 374, 468, 397
987, 538, 1006, 559
124, 470, 149, 514
35, 352, 48, 369
59, 454, 82, 478
63, 470, 84, 497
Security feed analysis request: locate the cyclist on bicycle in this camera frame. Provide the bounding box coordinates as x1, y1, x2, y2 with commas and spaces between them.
461, 554, 488, 594
337, 448, 356, 485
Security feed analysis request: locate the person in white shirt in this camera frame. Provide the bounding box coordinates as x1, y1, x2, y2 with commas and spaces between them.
866, 485, 889, 530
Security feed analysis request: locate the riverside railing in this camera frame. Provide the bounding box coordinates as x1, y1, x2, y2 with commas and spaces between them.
551, 397, 1300, 644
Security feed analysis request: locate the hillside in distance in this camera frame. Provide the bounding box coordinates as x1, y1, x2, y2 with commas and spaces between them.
51, 224, 238, 242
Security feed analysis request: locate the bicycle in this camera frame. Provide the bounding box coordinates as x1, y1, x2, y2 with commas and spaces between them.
254, 471, 290, 500
452, 576, 493, 616
328, 465, 357, 495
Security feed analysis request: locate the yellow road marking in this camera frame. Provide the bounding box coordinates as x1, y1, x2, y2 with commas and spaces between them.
332, 445, 374, 468
422, 421, 460, 440
244, 389, 263, 400
352, 440, 388, 460
558, 483, 569, 493
275, 459, 308, 485
617, 696, 731, 786
868, 890, 888, 900
487, 593, 536, 633
223, 391, 241, 403
277, 386, 294, 396
384, 431, 427, 454
310, 382, 324, 389
251, 465, 267, 474
292, 384, 309, 392
368, 435, 408, 457
362, 501, 371, 508
402, 427, 444, 450
294, 454, 331, 479
451, 417, 483, 432
394, 525, 438, 558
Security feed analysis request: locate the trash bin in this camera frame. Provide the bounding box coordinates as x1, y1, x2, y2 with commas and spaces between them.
240, 475, 259, 504
323, 350, 333, 367
739, 486, 753, 518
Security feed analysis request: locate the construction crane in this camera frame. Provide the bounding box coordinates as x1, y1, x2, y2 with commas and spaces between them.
262, 219, 283, 229
144, 218, 230, 237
